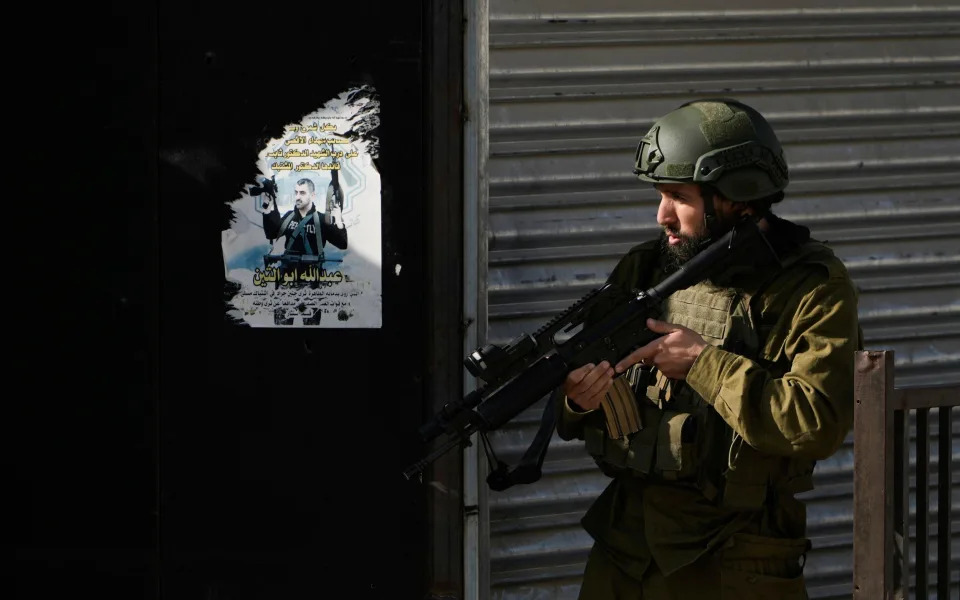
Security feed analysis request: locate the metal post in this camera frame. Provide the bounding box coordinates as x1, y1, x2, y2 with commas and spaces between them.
853, 350, 897, 600
463, 1, 490, 599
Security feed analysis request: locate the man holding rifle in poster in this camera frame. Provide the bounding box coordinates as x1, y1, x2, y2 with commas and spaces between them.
261, 175, 347, 264
258, 173, 347, 325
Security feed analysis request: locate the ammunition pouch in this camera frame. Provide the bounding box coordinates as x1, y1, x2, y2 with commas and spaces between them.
585, 405, 816, 513
655, 410, 699, 481
585, 408, 699, 483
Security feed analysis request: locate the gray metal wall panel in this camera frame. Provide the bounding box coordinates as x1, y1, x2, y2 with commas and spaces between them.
480, 2, 960, 599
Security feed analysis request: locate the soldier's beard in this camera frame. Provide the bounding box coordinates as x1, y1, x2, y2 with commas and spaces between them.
659, 226, 710, 274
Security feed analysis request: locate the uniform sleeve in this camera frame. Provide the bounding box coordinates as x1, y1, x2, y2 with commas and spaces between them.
554, 389, 598, 441
685, 271, 860, 461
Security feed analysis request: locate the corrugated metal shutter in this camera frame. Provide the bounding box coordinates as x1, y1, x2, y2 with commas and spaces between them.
478, 1, 960, 599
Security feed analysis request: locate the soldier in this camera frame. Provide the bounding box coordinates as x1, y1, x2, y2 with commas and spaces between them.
557, 98, 863, 599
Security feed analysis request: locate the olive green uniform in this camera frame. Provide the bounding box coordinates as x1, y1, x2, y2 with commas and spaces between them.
558, 216, 862, 599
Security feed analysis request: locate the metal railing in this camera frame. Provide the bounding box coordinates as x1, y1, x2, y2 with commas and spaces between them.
853, 350, 958, 600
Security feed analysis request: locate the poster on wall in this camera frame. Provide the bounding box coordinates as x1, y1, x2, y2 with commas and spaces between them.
222, 86, 382, 328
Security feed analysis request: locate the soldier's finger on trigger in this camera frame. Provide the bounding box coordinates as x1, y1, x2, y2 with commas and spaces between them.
618, 349, 642, 372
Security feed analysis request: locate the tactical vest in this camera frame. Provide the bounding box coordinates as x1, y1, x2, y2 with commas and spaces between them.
278, 210, 325, 258
582, 243, 835, 511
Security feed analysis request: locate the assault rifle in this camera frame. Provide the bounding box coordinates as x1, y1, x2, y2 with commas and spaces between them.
251, 175, 278, 210
402, 216, 778, 488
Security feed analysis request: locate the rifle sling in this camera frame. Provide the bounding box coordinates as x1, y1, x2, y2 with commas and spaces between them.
487, 392, 556, 491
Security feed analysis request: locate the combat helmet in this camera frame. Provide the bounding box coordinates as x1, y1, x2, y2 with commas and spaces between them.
633, 99, 788, 203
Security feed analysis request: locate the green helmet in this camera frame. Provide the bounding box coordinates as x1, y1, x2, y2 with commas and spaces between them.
633, 99, 788, 202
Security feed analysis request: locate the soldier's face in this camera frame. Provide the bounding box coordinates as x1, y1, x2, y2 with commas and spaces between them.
294, 184, 314, 210
655, 183, 711, 268
654, 183, 751, 269
655, 182, 708, 247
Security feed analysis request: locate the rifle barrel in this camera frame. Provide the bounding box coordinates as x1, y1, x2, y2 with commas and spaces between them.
402, 425, 476, 480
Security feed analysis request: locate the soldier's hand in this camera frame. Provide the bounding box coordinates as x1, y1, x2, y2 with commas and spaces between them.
615, 318, 707, 380
564, 361, 614, 411
262, 197, 275, 212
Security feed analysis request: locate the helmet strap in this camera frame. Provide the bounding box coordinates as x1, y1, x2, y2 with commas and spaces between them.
701, 186, 722, 241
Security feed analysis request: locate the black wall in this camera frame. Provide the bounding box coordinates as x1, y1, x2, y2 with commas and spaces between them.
19, 2, 432, 599
17, 3, 162, 599
159, 1, 430, 597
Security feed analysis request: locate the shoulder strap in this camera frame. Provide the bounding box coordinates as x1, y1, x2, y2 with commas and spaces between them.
285, 212, 317, 254
313, 211, 322, 248
277, 211, 296, 243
